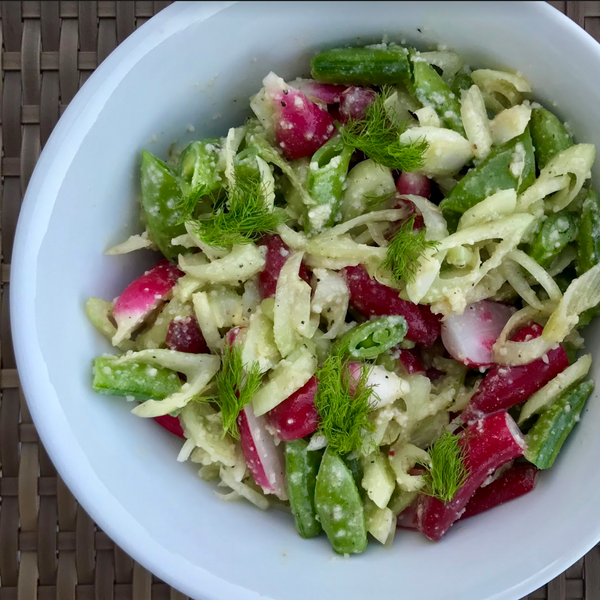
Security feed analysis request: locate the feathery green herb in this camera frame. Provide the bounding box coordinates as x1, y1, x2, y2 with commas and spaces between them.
340, 87, 428, 172
211, 344, 262, 439
381, 215, 440, 284
314, 353, 378, 456
187, 171, 286, 248
421, 430, 470, 503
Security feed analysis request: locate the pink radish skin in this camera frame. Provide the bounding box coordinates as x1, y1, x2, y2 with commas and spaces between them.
396, 172, 431, 199
266, 376, 319, 441
293, 80, 347, 104
154, 414, 185, 439
264, 72, 336, 160
112, 259, 183, 345
397, 504, 418, 530
258, 234, 310, 299
225, 326, 246, 348
416, 412, 525, 541
237, 405, 287, 500
460, 463, 538, 520
166, 316, 209, 354
339, 86, 377, 123
397, 348, 425, 374
441, 300, 516, 367
461, 323, 569, 423
345, 265, 440, 347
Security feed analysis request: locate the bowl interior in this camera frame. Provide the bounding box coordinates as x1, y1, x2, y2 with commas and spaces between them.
12, 2, 600, 600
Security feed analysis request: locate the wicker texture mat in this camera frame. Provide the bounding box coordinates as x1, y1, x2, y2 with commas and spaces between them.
0, 1, 599, 599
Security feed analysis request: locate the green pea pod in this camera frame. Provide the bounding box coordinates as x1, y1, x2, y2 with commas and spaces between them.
345, 455, 363, 487
530, 107, 573, 170
440, 128, 535, 215
577, 189, 600, 275
93, 356, 182, 400
315, 448, 368, 554
141, 150, 187, 259
333, 316, 408, 359
525, 380, 593, 469
285, 440, 323, 539
305, 135, 353, 233
178, 139, 223, 191
311, 46, 411, 86
451, 68, 473, 98
528, 210, 578, 268
409, 58, 465, 135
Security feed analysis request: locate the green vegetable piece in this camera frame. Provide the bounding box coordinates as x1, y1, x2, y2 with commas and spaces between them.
315, 448, 368, 554
92, 356, 181, 400
577, 189, 600, 275
333, 316, 408, 359
440, 128, 535, 215
305, 135, 353, 233
363, 497, 395, 545
530, 107, 573, 170
285, 440, 323, 539
388, 487, 419, 517
410, 59, 465, 135
178, 139, 222, 190
528, 210, 578, 268
311, 45, 411, 86
525, 380, 593, 469
451, 68, 474, 97
344, 455, 363, 487
141, 150, 187, 259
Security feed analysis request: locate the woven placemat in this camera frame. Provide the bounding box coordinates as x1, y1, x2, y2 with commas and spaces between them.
1, 2, 599, 599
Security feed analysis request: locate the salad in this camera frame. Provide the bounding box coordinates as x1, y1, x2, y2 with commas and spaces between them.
87, 42, 599, 554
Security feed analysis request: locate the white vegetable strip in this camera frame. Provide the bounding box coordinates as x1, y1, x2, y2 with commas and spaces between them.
401, 194, 448, 241
125, 350, 221, 418
179, 244, 265, 285
219, 466, 270, 510
544, 261, 600, 342
461, 85, 493, 160
192, 291, 224, 352
105, 231, 154, 255
458, 189, 517, 230
224, 126, 246, 190
252, 346, 317, 416
518, 354, 592, 424
310, 268, 350, 340
507, 249, 562, 302
388, 442, 431, 492
490, 104, 531, 146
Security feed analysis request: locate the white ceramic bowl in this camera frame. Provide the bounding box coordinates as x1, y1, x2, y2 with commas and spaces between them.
11, 2, 600, 599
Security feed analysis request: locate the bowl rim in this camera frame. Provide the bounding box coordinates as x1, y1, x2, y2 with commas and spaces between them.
10, 2, 600, 599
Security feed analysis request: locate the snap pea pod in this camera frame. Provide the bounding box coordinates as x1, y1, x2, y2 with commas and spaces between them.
530, 107, 573, 170
305, 135, 353, 233
525, 380, 594, 469
141, 150, 186, 259
311, 45, 411, 86
92, 356, 182, 400
410, 58, 465, 135
285, 440, 323, 539
333, 316, 408, 359
315, 448, 367, 554
577, 189, 600, 275
177, 138, 223, 192
528, 210, 578, 268
451, 68, 474, 98
440, 128, 535, 215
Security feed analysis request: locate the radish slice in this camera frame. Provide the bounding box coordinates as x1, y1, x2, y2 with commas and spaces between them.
461, 323, 569, 423
416, 412, 525, 541
460, 463, 538, 520
237, 405, 287, 500
339, 86, 377, 123
397, 504, 418, 530
345, 265, 440, 347
441, 300, 516, 367
112, 259, 183, 345
166, 316, 209, 354
266, 376, 319, 441
290, 79, 347, 104
153, 414, 185, 438
258, 234, 310, 299
263, 72, 336, 160
386, 197, 425, 237
396, 172, 431, 199
398, 348, 426, 374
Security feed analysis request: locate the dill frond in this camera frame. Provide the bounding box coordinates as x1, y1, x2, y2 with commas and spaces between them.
212, 344, 262, 439
340, 87, 428, 172
381, 215, 440, 284
189, 170, 286, 249
420, 430, 470, 503
314, 354, 377, 456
